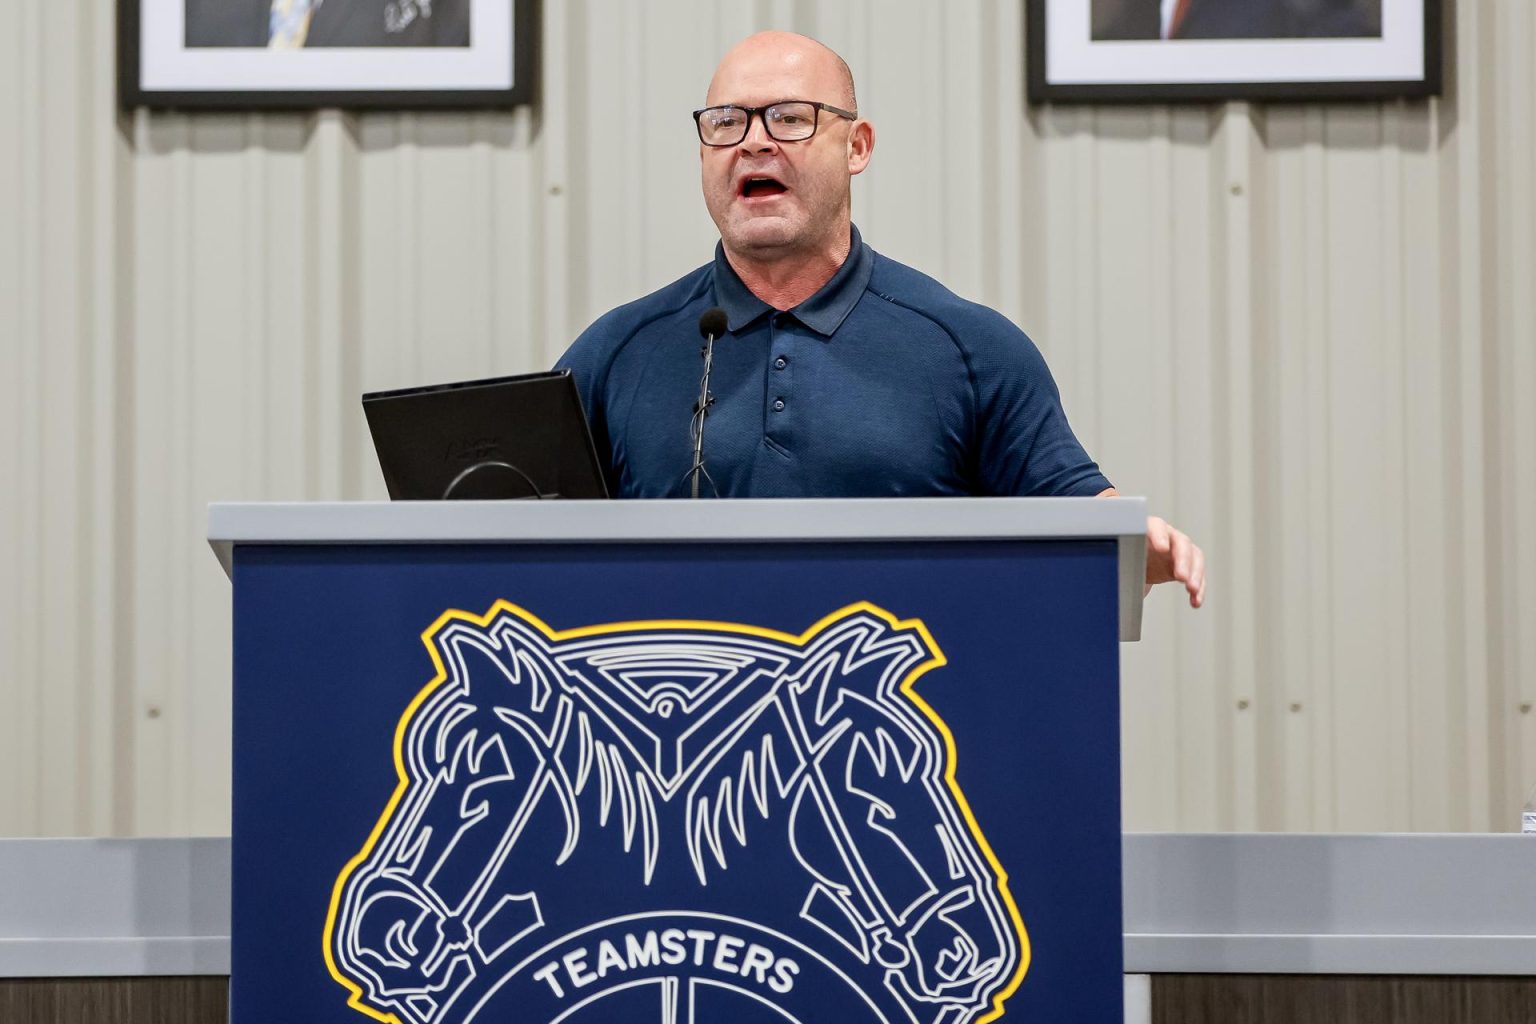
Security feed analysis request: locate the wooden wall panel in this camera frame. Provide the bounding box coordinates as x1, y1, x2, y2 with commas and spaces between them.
1152, 974, 1536, 1024
0, 977, 227, 1024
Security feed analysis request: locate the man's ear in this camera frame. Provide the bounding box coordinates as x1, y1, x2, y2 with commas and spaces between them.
848, 119, 875, 176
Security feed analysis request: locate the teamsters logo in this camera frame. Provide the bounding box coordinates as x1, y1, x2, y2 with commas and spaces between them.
325, 602, 1029, 1024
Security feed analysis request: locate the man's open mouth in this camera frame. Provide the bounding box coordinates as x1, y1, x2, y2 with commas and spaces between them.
740, 176, 788, 198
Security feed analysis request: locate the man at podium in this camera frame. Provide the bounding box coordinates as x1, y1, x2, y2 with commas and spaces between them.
557, 31, 1205, 609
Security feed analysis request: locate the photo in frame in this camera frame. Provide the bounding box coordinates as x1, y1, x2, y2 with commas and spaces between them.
1026, 0, 1441, 103
120, 0, 538, 110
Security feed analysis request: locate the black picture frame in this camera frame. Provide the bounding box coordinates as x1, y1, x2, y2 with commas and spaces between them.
120, 0, 539, 111
1026, 0, 1442, 104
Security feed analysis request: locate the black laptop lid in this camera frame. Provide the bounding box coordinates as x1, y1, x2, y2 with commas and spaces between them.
362, 370, 609, 500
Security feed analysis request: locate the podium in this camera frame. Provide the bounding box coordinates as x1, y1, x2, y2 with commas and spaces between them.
209, 498, 1145, 1024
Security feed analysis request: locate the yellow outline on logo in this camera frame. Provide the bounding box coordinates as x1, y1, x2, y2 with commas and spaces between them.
321, 600, 1031, 1023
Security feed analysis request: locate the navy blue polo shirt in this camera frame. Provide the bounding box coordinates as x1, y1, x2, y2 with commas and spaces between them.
556, 226, 1111, 499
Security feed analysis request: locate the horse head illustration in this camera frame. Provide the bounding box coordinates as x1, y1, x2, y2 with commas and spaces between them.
776, 614, 1022, 1017
326, 616, 572, 1022
326, 604, 1026, 1024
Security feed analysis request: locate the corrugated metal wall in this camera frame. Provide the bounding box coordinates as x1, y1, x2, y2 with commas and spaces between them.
2, 0, 1532, 838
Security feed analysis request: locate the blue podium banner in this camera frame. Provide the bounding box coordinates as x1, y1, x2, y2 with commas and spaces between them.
231, 539, 1122, 1023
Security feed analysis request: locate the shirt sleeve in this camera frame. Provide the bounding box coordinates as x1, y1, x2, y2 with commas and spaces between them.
967, 316, 1113, 498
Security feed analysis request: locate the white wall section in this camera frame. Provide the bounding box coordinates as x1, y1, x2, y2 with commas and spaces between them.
2, 0, 1531, 837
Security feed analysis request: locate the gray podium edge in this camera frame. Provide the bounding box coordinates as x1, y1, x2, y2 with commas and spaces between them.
206, 497, 1149, 642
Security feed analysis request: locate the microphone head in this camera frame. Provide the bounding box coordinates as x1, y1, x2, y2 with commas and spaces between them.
697, 307, 729, 340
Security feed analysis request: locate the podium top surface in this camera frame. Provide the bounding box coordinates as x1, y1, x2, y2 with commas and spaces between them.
208, 497, 1147, 639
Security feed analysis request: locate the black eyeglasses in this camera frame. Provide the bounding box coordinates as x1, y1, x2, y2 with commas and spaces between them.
692, 100, 858, 147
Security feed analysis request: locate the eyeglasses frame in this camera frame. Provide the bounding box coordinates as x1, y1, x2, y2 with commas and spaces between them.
691, 100, 859, 147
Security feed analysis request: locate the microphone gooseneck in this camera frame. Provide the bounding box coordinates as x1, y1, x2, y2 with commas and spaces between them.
689, 307, 729, 499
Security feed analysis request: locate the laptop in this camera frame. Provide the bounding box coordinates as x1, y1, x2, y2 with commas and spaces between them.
362, 369, 610, 500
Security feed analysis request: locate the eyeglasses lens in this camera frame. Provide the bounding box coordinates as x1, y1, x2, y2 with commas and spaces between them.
698, 103, 819, 146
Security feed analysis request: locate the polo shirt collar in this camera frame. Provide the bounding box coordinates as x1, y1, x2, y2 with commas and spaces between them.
711, 225, 873, 338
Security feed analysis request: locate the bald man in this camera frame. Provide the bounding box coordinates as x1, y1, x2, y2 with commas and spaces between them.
558, 32, 1205, 608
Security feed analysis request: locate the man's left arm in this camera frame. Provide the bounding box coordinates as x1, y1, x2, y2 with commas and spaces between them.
955, 312, 1207, 607
1097, 487, 1206, 608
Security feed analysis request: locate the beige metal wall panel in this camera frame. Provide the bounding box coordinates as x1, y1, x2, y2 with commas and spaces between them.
2, 0, 40, 836
1490, 0, 1536, 830
2, 0, 1534, 838
2, 0, 124, 839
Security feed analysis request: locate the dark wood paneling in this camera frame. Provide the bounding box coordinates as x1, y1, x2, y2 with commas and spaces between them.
4, 974, 1535, 1023
0, 978, 227, 1024
1153, 975, 1536, 1024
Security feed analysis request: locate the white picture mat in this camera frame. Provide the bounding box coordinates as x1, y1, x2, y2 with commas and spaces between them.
1047, 0, 1424, 85
140, 0, 514, 91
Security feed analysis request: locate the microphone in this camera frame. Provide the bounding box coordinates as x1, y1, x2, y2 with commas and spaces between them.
689, 307, 728, 499
698, 307, 728, 341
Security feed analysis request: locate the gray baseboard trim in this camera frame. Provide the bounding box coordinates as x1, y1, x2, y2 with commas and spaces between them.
7, 833, 1535, 978
1123, 833, 1536, 975
0, 837, 230, 977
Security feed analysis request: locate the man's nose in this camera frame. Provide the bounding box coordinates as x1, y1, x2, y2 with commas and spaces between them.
738, 112, 778, 152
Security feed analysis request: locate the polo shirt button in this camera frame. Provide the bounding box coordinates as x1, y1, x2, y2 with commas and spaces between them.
773, 398, 786, 412
774, 356, 788, 369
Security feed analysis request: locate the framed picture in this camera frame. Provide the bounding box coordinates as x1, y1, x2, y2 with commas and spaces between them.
120, 0, 538, 110
1026, 0, 1441, 103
